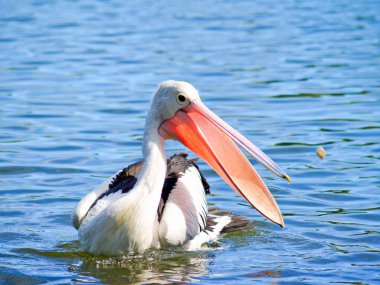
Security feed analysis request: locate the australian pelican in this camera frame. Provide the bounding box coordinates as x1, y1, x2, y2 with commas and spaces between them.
72, 80, 290, 256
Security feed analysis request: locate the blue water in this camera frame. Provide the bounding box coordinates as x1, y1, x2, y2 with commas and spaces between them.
1, 0, 380, 284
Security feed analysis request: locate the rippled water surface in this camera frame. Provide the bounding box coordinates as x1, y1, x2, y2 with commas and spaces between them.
1, 0, 380, 284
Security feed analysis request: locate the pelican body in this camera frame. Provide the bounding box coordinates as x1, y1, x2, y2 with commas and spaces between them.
72, 81, 289, 256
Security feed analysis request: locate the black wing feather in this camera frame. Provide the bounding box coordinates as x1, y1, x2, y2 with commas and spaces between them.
88, 153, 210, 216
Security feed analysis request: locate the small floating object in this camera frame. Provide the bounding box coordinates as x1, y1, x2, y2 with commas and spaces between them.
316, 146, 327, 159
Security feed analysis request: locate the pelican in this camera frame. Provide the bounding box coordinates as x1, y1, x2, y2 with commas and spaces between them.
72, 80, 290, 256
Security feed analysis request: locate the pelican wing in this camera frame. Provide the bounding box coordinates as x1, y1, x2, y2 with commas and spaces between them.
158, 153, 210, 246
71, 161, 143, 230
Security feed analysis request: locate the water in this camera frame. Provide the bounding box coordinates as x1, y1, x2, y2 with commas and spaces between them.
1, 0, 379, 284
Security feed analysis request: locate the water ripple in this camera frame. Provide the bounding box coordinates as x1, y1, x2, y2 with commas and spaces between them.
1, 0, 380, 284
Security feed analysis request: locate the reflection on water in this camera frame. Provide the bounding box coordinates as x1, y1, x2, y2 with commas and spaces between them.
19, 243, 212, 284
75, 251, 209, 284
1, 0, 380, 284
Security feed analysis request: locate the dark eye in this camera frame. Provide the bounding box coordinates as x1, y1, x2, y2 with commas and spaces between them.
176, 93, 188, 105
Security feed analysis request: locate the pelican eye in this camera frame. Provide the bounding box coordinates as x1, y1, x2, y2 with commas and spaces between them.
176, 93, 189, 105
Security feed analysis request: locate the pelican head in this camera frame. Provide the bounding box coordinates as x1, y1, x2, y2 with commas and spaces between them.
151, 80, 289, 227
148, 80, 201, 122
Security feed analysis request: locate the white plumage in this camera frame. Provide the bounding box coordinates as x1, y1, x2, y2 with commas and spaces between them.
73, 157, 230, 256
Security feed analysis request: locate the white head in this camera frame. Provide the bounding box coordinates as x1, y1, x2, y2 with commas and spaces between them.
148, 80, 200, 122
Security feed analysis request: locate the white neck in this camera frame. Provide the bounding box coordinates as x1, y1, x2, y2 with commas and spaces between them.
114, 113, 167, 252
135, 114, 167, 194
